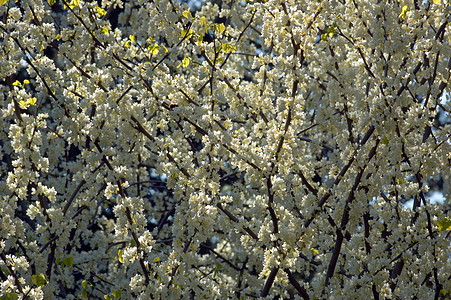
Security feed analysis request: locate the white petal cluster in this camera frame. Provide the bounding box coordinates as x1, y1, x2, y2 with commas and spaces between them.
0, 0, 450, 298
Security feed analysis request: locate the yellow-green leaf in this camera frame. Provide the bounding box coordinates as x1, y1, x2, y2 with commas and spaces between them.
28, 97, 37, 105
32, 274, 48, 287
95, 6, 107, 17
12, 80, 21, 87
217, 23, 225, 34
112, 289, 122, 298
432, 0, 440, 4
18, 98, 37, 109
148, 43, 159, 55
161, 44, 168, 53
309, 248, 319, 255
118, 249, 124, 263
182, 9, 190, 19
69, 0, 79, 9
0, 293, 18, 300
200, 16, 205, 26
47, 0, 55, 5
177, 56, 191, 68
222, 43, 236, 53
181, 29, 193, 39
61, 256, 74, 267
153, 257, 160, 263
82, 280, 89, 289
0, 0, 8, 5
437, 218, 451, 231
64, 0, 79, 9
399, 5, 408, 19
327, 26, 336, 38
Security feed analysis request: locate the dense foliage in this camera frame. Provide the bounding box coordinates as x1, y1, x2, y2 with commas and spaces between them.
1, 0, 450, 298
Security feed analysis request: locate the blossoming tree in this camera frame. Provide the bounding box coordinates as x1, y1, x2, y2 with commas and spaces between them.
1, 0, 450, 298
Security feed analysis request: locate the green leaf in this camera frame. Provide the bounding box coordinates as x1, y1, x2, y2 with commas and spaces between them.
112, 289, 122, 298
382, 135, 389, 145
0, 0, 8, 5
61, 256, 74, 268
82, 279, 90, 289
437, 218, 451, 231
82, 289, 88, 299
153, 257, 160, 263
32, 274, 48, 287
0, 293, 18, 300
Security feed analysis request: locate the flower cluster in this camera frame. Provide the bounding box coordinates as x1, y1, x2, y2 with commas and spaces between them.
0, 0, 450, 298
